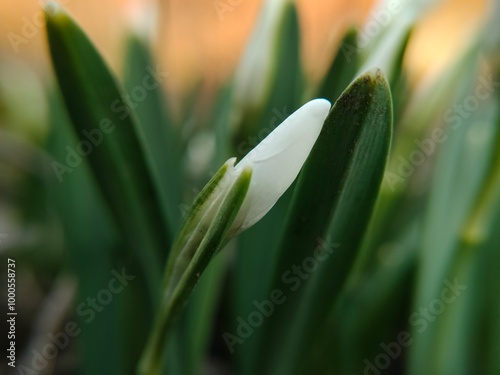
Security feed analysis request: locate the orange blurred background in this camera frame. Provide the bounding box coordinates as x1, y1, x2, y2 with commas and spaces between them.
0, 0, 486, 108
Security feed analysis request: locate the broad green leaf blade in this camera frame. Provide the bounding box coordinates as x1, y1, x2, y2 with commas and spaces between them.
138, 165, 251, 375
258, 69, 393, 375
316, 27, 359, 104
282, 71, 393, 375
45, 4, 170, 297
122, 33, 183, 233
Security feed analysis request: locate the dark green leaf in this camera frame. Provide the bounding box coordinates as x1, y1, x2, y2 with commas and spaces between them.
258, 69, 393, 375
122, 33, 182, 233
45, 4, 170, 299
316, 27, 359, 104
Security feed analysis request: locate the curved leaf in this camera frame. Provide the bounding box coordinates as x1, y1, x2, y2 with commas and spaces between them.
45, 4, 170, 298
258, 69, 393, 375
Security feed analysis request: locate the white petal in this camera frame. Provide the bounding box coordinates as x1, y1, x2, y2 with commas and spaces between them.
230, 98, 331, 233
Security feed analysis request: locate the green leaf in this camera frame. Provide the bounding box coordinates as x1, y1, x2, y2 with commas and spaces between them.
316, 27, 359, 104
44, 3, 170, 299
122, 33, 183, 233
257, 69, 393, 375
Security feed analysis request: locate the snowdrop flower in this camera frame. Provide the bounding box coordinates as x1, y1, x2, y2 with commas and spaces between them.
170, 97, 332, 308
207, 98, 332, 237
232, 0, 292, 112
139, 98, 331, 375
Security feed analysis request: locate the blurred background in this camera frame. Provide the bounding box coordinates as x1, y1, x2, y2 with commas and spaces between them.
0, 0, 486, 105
0, 0, 492, 374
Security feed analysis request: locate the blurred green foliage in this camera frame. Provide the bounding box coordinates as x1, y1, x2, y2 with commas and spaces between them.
0, 0, 499, 374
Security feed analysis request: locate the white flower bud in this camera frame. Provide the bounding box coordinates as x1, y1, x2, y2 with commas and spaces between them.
228, 98, 331, 235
